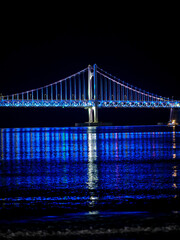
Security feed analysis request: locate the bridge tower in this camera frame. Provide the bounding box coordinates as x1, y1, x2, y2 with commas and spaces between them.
88, 64, 98, 123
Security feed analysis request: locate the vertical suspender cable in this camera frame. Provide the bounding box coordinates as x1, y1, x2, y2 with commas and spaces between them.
46, 87, 48, 100
113, 81, 116, 100
83, 71, 86, 100
60, 82, 62, 100
105, 77, 107, 101
79, 74, 81, 100
41, 88, 43, 100
51, 85, 53, 100
122, 82, 124, 101
65, 79, 67, 100
56, 84, 57, 100
74, 76, 76, 100
100, 75, 103, 100
131, 87, 133, 101
126, 86, 128, 101
69, 78, 71, 100
117, 84, 120, 101
109, 80, 111, 100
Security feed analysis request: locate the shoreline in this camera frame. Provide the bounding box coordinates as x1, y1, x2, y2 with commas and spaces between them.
1, 211, 180, 239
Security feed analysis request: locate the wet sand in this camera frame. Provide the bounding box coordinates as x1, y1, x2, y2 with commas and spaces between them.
1, 211, 180, 239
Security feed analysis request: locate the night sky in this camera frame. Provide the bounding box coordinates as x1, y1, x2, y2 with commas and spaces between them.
0, 4, 178, 127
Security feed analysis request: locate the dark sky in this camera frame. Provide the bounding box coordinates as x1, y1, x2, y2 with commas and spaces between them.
0, 3, 178, 127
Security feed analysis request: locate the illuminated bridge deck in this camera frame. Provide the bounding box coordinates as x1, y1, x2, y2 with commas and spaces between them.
0, 100, 180, 108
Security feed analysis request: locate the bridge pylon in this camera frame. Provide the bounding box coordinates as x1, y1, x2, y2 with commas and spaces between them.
88, 64, 98, 124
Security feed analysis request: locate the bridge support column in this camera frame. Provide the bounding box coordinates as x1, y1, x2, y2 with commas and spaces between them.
94, 105, 98, 123
88, 107, 93, 123
88, 106, 98, 123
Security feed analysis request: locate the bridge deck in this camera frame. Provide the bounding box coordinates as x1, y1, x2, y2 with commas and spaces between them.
0, 100, 179, 108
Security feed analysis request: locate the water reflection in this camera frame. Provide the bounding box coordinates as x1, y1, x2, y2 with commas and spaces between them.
87, 127, 99, 207
0, 126, 180, 210
1, 127, 179, 163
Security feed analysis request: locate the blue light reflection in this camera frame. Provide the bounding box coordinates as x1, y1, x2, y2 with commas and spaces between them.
0, 126, 180, 212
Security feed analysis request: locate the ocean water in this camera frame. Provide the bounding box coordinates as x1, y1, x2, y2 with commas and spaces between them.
0, 125, 180, 238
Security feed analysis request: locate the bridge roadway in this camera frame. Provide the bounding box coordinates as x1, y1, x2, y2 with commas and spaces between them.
0, 99, 180, 108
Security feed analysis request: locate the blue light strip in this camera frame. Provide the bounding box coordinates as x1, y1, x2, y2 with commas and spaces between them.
0, 99, 179, 108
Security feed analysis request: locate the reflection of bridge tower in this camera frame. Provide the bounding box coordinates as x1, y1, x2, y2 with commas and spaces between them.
87, 127, 99, 208
88, 64, 98, 124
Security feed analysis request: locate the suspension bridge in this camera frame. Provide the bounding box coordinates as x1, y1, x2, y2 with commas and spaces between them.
0, 64, 179, 125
